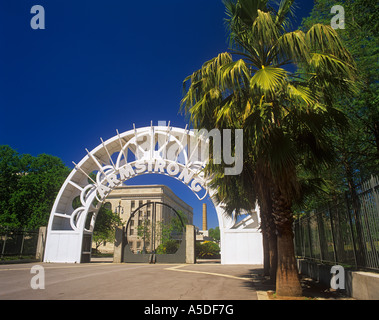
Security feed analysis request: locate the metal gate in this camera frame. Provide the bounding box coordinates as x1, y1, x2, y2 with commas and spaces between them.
123, 202, 187, 263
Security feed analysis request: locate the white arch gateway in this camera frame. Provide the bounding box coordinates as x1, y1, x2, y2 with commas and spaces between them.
44, 124, 263, 264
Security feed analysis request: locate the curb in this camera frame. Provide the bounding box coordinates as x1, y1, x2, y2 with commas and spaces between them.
256, 291, 270, 300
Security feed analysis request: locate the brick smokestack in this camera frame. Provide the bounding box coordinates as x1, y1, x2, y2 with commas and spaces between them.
202, 203, 207, 231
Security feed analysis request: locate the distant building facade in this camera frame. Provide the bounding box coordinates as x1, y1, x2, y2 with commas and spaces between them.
99, 185, 193, 253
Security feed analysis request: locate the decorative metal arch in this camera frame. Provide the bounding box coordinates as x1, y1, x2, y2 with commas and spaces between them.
43, 123, 262, 264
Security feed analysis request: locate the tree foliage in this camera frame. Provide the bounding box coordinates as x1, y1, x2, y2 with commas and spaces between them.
208, 226, 220, 241
154, 210, 188, 254
297, 0, 379, 212
181, 0, 359, 296
0, 145, 70, 229
92, 205, 123, 252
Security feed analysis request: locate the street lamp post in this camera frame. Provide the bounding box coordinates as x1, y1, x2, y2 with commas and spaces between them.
116, 200, 124, 217
142, 212, 147, 254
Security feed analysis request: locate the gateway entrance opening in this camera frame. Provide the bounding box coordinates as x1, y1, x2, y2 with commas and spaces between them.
44, 124, 263, 264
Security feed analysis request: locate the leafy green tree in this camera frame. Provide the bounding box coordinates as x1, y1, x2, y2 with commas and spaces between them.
302, 0, 379, 162
181, 0, 357, 296
137, 219, 151, 253
0, 146, 70, 229
169, 209, 188, 233
208, 227, 220, 241
155, 210, 188, 254
13, 154, 70, 229
0, 146, 22, 227
298, 0, 379, 265
92, 205, 123, 252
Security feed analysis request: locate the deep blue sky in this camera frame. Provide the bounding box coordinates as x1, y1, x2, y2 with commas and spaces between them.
0, 1, 315, 229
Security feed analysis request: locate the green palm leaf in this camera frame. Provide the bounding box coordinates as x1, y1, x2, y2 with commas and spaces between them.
306, 24, 355, 63
250, 66, 287, 96
285, 83, 318, 107
218, 59, 251, 91
276, 30, 309, 64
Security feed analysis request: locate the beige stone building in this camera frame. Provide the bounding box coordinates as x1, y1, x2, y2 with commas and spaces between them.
98, 185, 193, 253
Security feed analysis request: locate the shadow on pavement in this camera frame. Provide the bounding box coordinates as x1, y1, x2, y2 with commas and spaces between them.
239, 268, 353, 300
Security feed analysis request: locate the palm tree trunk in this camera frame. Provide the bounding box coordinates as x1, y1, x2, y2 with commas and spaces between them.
272, 190, 302, 297
261, 219, 270, 276
259, 205, 277, 280
267, 216, 277, 282
262, 192, 277, 282
257, 173, 277, 282
259, 195, 271, 276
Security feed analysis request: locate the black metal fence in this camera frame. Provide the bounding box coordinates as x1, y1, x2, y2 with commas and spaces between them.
0, 227, 40, 258
294, 175, 379, 271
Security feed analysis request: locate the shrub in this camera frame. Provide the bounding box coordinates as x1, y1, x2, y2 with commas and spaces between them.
156, 239, 180, 254
196, 241, 220, 259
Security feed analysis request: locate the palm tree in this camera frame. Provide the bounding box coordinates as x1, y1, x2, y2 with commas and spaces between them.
181, 0, 357, 296
208, 145, 278, 281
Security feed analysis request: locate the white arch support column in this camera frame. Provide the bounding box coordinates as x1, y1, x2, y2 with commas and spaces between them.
44, 124, 263, 264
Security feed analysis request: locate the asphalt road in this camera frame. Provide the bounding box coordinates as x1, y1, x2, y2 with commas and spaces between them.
0, 261, 262, 300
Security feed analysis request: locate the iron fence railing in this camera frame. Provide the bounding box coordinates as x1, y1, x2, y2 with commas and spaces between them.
0, 227, 39, 258
294, 175, 379, 271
